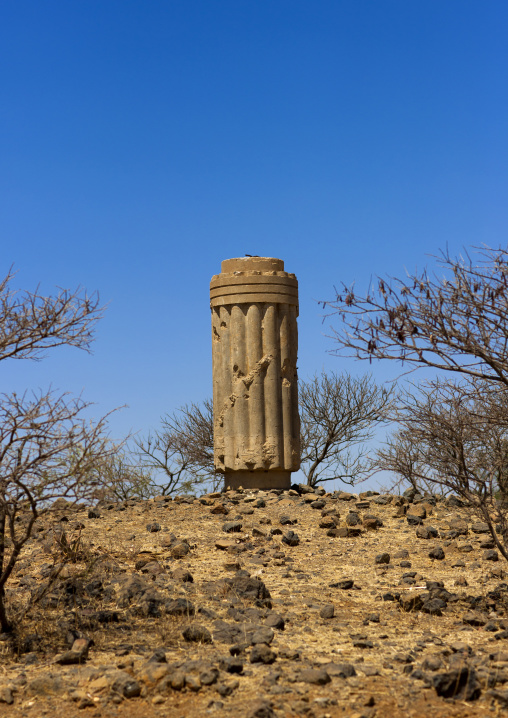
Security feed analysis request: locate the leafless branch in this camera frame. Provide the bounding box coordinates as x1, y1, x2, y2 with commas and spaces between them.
299, 371, 393, 487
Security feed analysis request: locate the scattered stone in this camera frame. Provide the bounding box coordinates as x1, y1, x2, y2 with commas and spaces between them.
361, 517, 381, 531
463, 612, 487, 627
400, 593, 425, 612
171, 541, 190, 558
182, 625, 212, 643
393, 549, 409, 559
215, 540, 237, 551
165, 598, 195, 616
87, 508, 101, 519
265, 613, 285, 630
282, 530, 300, 547
309, 499, 326, 511
375, 553, 390, 565
406, 515, 424, 526
416, 526, 438, 539
210, 504, 229, 515
299, 668, 330, 685
346, 512, 361, 526
250, 644, 276, 664
458, 543, 474, 553
428, 546, 445, 560
279, 515, 297, 525
322, 662, 356, 677
0, 686, 13, 705
223, 521, 243, 533
327, 527, 349, 538
172, 567, 194, 582
252, 526, 268, 537
54, 637, 92, 665
247, 700, 276, 718
484, 549, 499, 561
319, 604, 335, 619
422, 656, 444, 671
471, 522, 490, 534
111, 671, 142, 699
330, 579, 354, 590
225, 575, 272, 607
422, 598, 447, 616
432, 667, 481, 700
146, 522, 161, 532
408, 505, 427, 519
356, 501, 370, 510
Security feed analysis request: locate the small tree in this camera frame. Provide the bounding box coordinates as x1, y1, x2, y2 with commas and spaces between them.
377, 378, 508, 559
136, 399, 218, 495
299, 371, 392, 488
326, 246, 508, 388
78, 443, 155, 502
0, 268, 112, 632
325, 244, 508, 558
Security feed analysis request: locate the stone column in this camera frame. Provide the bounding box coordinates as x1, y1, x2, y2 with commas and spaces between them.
210, 256, 300, 490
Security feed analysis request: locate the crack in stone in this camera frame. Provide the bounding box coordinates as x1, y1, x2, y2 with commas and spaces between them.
216, 354, 273, 427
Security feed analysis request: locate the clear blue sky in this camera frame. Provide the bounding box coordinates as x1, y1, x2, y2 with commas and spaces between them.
1, 1, 507, 487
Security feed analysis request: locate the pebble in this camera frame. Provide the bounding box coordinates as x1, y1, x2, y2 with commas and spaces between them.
282, 530, 300, 547
319, 604, 335, 619
428, 546, 445, 560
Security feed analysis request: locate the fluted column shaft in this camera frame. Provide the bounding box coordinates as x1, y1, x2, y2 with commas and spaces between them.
211, 257, 300, 490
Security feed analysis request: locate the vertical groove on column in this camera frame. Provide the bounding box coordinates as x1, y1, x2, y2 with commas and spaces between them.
230, 304, 248, 468
246, 303, 264, 465
279, 303, 293, 469
219, 305, 233, 469
289, 304, 300, 468
262, 303, 282, 468
211, 307, 222, 469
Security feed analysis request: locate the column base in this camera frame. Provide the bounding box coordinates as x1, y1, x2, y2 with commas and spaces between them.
223, 470, 291, 491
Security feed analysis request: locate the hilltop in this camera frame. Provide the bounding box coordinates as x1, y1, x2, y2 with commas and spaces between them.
0, 485, 506, 717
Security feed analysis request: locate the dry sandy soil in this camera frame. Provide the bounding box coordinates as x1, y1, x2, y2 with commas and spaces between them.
0, 485, 507, 718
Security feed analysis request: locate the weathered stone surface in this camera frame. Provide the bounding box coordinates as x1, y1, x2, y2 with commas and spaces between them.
211, 257, 300, 490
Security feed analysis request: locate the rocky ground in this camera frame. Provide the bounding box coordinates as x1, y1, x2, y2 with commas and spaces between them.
0, 485, 508, 718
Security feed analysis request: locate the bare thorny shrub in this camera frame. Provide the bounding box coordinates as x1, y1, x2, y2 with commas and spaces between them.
377, 379, 508, 558
137, 372, 392, 494
136, 398, 220, 495
326, 244, 508, 559
299, 371, 392, 488
0, 268, 119, 633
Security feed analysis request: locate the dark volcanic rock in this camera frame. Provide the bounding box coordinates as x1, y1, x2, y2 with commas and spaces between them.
422, 598, 447, 616
299, 668, 330, 685
429, 546, 445, 560
146, 522, 161, 533
226, 575, 272, 607
432, 667, 481, 701
406, 515, 424, 526
250, 644, 276, 664
346, 512, 361, 526
330, 579, 354, 590
282, 530, 300, 547
400, 593, 425, 612
279, 515, 297, 525
416, 526, 438, 539
223, 521, 243, 533
319, 604, 335, 619
165, 598, 195, 616
182, 625, 212, 643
